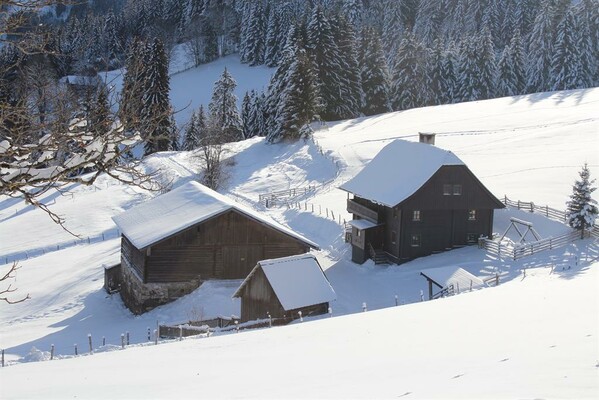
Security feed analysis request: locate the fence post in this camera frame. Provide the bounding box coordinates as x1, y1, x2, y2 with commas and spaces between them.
147, 327, 151, 341
328, 307, 333, 318
102, 336, 105, 347
121, 333, 125, 349
178, 325, 183, 341
268, 313, 272, 328
126, 331, 130, 346
1, 349, 4, 367
154, 329, 158, 345
420, 290, 424, 302
394, 295, 399, 306
50, 344, 54, 360
74, 344, 78, 356
88, 334, 93, 353
546, 205, 549, 217
298, 311, 303, 322
362, 302, 367, 312
235, 320, 239, 333
495, 273, 499, 286
517, 200, 520, 209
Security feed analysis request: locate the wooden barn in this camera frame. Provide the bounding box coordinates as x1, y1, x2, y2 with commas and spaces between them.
340, 138, 504, 265
233, 254, 336, 323
111, 181, 319, 314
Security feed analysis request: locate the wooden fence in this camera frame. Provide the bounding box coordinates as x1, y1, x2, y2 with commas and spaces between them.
502, 196, 567, 222
258, 180, 334, 208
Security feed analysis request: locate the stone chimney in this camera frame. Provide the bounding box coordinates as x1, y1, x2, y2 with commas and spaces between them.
419, 132, 436, 145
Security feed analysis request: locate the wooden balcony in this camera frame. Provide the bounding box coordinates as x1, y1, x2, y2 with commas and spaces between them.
347, 199, 378, 223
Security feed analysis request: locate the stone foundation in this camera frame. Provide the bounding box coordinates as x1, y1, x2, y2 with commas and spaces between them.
119, 257, 202, 314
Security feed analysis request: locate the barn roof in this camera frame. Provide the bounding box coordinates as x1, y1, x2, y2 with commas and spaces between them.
112, 181, 319, 250
420, 266, 486, 291
233, 254, 336, 311
339, 140, 464, 207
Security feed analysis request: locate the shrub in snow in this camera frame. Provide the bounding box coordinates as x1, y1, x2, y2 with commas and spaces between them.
23, 347, 51, 363
566, 163, 598, 237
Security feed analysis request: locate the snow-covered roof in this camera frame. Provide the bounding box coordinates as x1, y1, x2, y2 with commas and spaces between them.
348, 219, 379, 230
420, 266, 486, 291
233, 254, 336, 311
339, 140, 464, 207
112, 181, 319, 250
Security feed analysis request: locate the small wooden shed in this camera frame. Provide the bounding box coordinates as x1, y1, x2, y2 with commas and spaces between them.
233, 254, 336, 323
420, 266, 486, 300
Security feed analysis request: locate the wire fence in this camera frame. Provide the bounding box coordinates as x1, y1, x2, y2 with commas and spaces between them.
1, 229, 121, 265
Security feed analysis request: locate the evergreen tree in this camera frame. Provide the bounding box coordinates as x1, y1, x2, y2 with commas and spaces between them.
141, 38, 172, 156
264, 5, 284, 67
90, 86, 112, 137
551, 8, 586, 90
184, 111, 200, 151
306, 6, 345, 121
440, 45, 458, 104
241, 2, 266, 66
496, 46, 517, 97
119, 38, 146, 133
202, 20, 219, 63
359, 27, 391, 115
208, 67, 243, 143
509, 29, 526, 95
168, 114, 179, 151
526, 1, 555, 92
241, 91, 253, 139
331, 14, 362, 119
414, 0, 444, 46
382, 1, 404, 60
566, 163, 598, 238
477, 28, 497, 100
196, 104, 207, 142
427, 39, 445, 105
390, 32, 428, 111
457, 38, 481, 102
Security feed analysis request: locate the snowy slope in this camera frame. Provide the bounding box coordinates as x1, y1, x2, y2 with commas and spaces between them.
0, 81, 598, 398
0, 262, 597, 399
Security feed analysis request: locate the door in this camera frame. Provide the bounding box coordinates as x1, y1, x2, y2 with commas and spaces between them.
222, 245, 264, 279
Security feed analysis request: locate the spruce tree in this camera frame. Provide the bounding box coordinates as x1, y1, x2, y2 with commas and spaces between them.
551, 8, 585, 90
359, 27, 391, 115
306, 6, 344, 121
264, 6, 284, 67
331, 14, 362, 119
390, 32, 428, 111
208, 67, 243, 143
119, 38, 145, 134
241, 91, 254, 139
141, 38, 172, 156
566, 163, 598, 238
184, 111, 200, 151
526, 1, 555, 92
427, 39, 445, 105
477, 28, 497, 100
440, 45, 458, 104
196, 104, 207, 143
90, 86, 111, 137
496, 46, 517, 97
457, 38, 481, 102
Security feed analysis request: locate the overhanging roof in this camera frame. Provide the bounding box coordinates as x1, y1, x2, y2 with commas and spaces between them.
339, 140, 464, 207
112, 181, 319, 250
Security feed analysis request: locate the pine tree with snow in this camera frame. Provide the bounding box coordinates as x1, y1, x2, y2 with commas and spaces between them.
440, 45, 458, 104
196, 104, 207, 142
526, 1, 555, 92
382, 1, 404, 61
241, 91, 254, 139
496, 46, 517, 97
331, 14, 362, 119
119, 38, 146, 134
359, 27, 391, 116
306, 6, 345, 121
208, 68, 243, 143
90, 86, 112, 137
184, 111, 200, 151
427, 39, 445, 106
456, 38, 481, 102
168, 114, 179, 151
566, 164, 598, 238
389, 32, 428, 111
141, 38, 172, 156
550, 8, 586, 90
477, 28, 497, 100
264, 6, 284, 67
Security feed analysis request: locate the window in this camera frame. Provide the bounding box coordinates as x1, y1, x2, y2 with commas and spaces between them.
411, 234, 421, 247
391, 231, 397, 244
443, 184, 452, 195
468, 209, 476, 220
453, 184, 462, 195
467, 233, 478, 243
412, 210, 421, 221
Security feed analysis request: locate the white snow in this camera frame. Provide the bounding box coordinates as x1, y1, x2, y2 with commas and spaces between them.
339, 139, 464, 207
420, 266, 486, 291
235, 254, 336, 311
112, 180, 318, 250
0, 55, 598, 400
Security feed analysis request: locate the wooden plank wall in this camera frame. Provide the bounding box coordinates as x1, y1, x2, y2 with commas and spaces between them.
121, 236, 145, 279
144, 210, 309, 283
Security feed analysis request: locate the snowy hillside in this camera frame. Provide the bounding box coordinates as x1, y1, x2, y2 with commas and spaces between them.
0, 83, 598, 398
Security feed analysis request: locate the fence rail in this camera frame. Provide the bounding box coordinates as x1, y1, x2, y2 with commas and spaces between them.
259, 180, 334, 208
1, 228, 121, 265
502, 196, 567, 222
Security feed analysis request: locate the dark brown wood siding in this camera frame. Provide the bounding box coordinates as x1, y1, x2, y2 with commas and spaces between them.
240, 267, 284, 322
143, 210, 310, 283
121, 236, 145, 280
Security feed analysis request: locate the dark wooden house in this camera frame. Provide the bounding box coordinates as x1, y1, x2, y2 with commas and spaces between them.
233, 254, 336, 323
340, 139, 504, 264
112, 181, 319, 314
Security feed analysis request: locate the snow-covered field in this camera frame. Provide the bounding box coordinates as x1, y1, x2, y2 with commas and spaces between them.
0, 55, 598, 399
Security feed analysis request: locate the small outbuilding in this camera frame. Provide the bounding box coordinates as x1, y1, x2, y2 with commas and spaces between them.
111, 181, 319, 314
233, 254, 336, 323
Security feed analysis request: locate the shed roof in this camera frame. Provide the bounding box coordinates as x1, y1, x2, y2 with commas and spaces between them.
233, 254, 336, 311
339, 140, 464, 207
420, 266, 486, 290
112, 181, 319, 250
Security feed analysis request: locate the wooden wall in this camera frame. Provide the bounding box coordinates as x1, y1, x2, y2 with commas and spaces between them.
239, 267, 284, 322
133, 210, 309, 283
121, 236, 145, 279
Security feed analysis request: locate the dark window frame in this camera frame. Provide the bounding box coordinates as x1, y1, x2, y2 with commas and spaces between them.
412, 210, 421, 222
453, 184, 462, 196
443, 184, 452, 195
467, 233, 478, 243
410, 234, 421, 247
468, 209, 476, 220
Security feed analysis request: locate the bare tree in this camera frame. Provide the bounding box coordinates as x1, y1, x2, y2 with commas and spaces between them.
0, 263, 29, 304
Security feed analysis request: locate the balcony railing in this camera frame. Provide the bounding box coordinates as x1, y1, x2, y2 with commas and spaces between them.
347, 199, 378, 223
